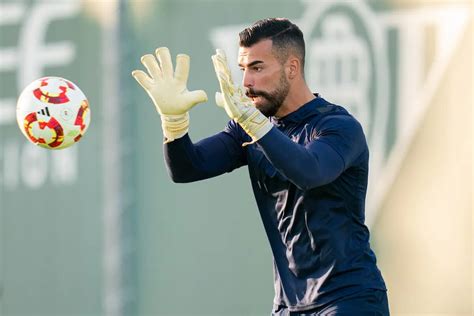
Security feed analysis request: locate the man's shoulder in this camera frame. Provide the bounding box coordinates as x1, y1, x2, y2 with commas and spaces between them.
313, 105, 363, 134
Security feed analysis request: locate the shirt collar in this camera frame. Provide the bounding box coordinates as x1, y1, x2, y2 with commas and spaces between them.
270, 94, 327, 127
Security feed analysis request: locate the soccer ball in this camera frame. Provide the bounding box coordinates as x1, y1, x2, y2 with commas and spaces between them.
16, 76, 91, 150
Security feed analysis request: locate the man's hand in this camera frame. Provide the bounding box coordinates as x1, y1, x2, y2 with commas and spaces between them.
211, 49, 272, 145
132, 47, 208, 142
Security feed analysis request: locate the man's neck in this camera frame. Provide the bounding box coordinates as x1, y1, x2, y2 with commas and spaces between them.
275, 85, 316, 118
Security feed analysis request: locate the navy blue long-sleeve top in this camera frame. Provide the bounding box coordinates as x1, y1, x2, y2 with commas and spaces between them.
164, 96, 386, 311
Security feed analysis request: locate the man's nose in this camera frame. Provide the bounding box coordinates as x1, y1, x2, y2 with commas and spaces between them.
242, 70, 254, 88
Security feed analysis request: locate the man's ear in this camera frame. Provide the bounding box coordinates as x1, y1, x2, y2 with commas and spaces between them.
286, 56, 300, 79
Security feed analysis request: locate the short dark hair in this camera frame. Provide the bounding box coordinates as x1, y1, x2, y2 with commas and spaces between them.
239, 18, 305, 70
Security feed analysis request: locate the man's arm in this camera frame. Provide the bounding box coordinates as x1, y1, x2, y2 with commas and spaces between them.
164, 123, 247, 183
256, 116, 366, 190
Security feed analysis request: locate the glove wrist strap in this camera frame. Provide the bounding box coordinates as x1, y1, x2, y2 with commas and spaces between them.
161, 113, 189, 143
237, 108, 272, 146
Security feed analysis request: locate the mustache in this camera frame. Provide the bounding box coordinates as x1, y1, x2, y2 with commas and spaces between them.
245, 88, 271, 99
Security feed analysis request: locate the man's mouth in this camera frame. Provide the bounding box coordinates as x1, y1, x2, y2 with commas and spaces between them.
247, 94, 261, 101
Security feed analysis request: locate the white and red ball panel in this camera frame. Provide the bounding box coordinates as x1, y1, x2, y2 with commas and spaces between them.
16, 77, 91, 150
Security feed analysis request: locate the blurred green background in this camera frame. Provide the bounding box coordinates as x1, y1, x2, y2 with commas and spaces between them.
0, 0, 472, 315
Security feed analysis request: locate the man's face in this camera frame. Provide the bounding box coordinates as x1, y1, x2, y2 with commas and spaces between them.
238, 39, 290, 117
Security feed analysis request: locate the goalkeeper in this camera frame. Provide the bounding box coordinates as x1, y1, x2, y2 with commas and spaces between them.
133, 18, 389, 315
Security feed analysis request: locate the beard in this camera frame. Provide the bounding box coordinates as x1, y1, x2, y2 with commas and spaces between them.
245, 70, 290, 117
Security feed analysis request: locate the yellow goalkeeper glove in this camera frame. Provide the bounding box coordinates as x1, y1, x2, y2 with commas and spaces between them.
132, 47, 208, 143
211, 49, 272, 146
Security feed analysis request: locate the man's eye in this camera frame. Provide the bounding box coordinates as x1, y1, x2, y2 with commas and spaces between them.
254, 67, 262, 72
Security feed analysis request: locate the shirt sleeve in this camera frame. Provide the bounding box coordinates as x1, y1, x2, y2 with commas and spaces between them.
257, 115, 367, 190
163, 121, 247, 183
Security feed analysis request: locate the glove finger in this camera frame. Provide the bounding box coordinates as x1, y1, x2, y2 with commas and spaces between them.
211, 53, 227, 76
140, 54, 162, 80
155, 47, 174, 79
215, 49, 227, 63
212, 53, 234, 86
131, 70, 153, 90
185, 90, 208, 108
215, 92, 225, 108
212, 59, 229, 90
174, 54, 190, 84
218, 72, 235, 96
216, 49, 232, 75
